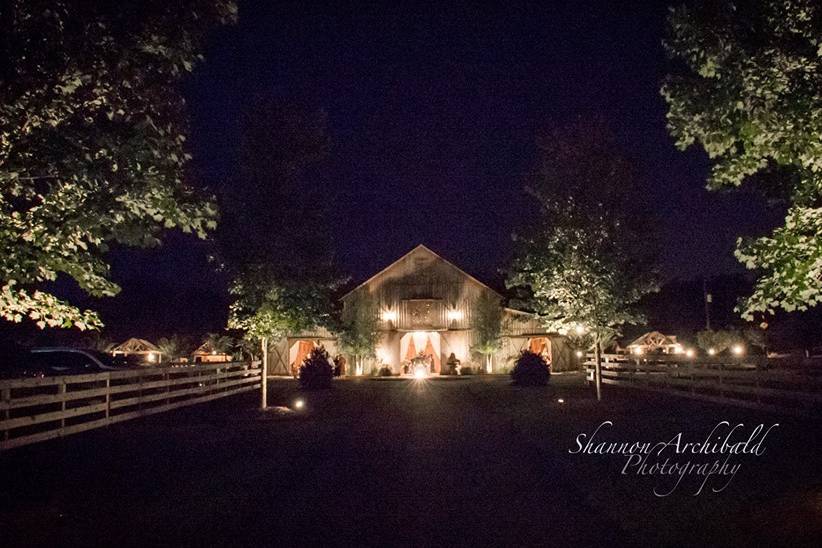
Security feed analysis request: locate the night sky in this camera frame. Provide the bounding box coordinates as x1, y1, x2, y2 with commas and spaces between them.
86, 0, 781, 338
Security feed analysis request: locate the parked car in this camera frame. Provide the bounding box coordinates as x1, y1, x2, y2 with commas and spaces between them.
0, 348, 134, 378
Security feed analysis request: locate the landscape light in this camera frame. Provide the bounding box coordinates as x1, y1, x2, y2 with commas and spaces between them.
708, 348, 716, 356
557, 398, 565, 404
293, 398, 305, 410
731, 344, 744, 356
575, 350, 583, 358
381, 310, 397, 322
685, 348, 695, 358
413, 368, 427, 380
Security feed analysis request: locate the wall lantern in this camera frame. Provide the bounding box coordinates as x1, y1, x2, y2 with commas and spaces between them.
446, 309, 464, 322
381, 310, 397, 323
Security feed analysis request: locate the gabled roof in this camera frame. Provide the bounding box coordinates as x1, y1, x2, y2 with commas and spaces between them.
627, 331, 678, 349
111, 338, 160, 354
342, 244, 502, 300
193, 341, 231, 356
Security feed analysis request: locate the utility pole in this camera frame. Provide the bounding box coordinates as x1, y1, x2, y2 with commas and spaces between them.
703, 278, 712, 330
261, 336, 268, 410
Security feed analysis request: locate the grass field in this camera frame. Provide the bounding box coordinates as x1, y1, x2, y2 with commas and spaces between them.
1, 374, 820, 547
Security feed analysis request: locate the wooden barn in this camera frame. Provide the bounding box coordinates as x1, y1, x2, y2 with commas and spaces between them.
269, 244, 578, 376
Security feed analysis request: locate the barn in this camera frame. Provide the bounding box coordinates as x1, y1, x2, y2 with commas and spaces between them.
268, 244, 578, 376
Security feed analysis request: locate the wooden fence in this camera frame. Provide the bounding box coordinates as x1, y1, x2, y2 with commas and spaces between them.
0, 361, 261, 451
585, 354, 822, 416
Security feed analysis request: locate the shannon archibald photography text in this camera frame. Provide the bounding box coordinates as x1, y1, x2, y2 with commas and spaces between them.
1, 1, 821, 547
570, 420, 780, 496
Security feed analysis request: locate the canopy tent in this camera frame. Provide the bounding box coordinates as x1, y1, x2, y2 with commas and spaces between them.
111, 338, 163, 363
192, 341, 232, 363
626, 331, 682, 354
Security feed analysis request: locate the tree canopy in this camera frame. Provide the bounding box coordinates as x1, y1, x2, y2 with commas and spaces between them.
222, 99, 344, 342
0, 1, 236, 329
662, 0, 822, 319
338, 292, 381, 374
507, 120, 658, 343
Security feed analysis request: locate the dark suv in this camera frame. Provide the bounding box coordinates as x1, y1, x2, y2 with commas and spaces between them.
0, 348, 133, 378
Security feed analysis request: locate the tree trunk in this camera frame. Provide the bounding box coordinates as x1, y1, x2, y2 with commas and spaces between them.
485, 353, 492, 374
594, 335, 602, 402
261, 336, 269, 410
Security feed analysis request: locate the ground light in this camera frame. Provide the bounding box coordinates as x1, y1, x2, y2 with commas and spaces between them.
557, 398, 565, 404
732, 344, 745, 356
293, 398, 305, 410
685, 348, 695, 358
708, 348, 717, 356
413, 368, 427, 380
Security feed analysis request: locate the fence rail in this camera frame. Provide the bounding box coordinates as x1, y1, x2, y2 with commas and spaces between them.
585, 354, 822, 416
0, 361, 261, 451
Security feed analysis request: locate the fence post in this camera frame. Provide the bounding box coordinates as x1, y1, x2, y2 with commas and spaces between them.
164, 371, 170, 405
690, 363, 695, 394
261, 337, 269, 410
59, 379, 66, 430
718, 362, 724, 398
105, 377, 111, 420
1, 386, 10, 442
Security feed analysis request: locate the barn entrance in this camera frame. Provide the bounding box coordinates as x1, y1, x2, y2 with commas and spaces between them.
288, 340, 316, 378
528, 337, 552, 366
400, 332, 441, 375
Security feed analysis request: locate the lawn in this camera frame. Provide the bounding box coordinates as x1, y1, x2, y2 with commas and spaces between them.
1, 375, 820, 547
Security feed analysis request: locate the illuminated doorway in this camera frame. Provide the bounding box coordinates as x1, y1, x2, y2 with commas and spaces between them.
528, 337, 552, 366
400, 332, 441, 375
289, 340, 316, 378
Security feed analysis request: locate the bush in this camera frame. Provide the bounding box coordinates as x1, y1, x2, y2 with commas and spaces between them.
377, 366, 393, 377
460, 366, 474, 375
298, 346, 334, 389
511, 350, 550, 386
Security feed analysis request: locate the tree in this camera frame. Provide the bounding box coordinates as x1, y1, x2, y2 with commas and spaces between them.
472, 292, 503, 374
338, 292, 381, 376
157, 334, 195, 362
662, 1, 822, 320
695, 329, 744, 355
223, 100, 344, 349
507, 120, 659, 399
202, 332, 235, 355
0, 1, 236, 330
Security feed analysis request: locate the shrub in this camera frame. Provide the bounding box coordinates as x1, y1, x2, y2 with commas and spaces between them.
298, 346, 333, 389
377, 365, 393, 377
460, 365, 474, 375
511, 350, 550, 386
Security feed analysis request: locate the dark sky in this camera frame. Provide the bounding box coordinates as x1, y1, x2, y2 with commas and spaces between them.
93, 0, 780, 338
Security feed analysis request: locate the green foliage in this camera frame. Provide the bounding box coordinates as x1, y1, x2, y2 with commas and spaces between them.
202, 333, 235, 354
0, 1, 236, 329
298, 345, 333, 390
156, 334, 195, 362
662, 1, 822, 319
507, 120, 659, 343
696, 329, 745, 354
472, 292, 503, 357
81, 332, 114, 352
338, 292, 381, 364
511, 350, 550, 386
228, 266, 340, 341
221, 99, 345, 342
